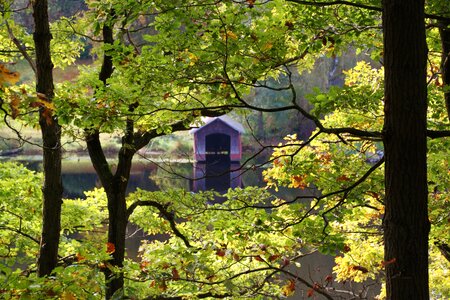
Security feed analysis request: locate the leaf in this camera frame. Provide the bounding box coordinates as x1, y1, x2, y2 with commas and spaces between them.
269, 254, 280, 262
307, 288, 314, 297
282, 279, 295, 296
9, 94, 20, 119
262, 42, 273, 51
291, 175, 307, 189
0, 64, 20, 86
281, 257, 290, 266
140, 260, 150, 271
254, 255, 264, 262
106, 242, 115, 254
233, 253, 240, 261
76, 253, 85, 262
42, 108, 53, 125
350, 265, 368, 273
172, 268, 180, 280
381, 257, 397, 267
61, 291, 77, 300
158, 280, 168, 292
336, 174, 350, 182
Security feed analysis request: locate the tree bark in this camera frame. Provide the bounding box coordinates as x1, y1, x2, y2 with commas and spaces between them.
86, 129, 134, 299
382, 0, 429, 299
33, 0, 63, 277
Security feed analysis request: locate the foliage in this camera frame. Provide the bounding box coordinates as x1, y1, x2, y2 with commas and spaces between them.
0, 162, 109, 298
0, 0, 449, 299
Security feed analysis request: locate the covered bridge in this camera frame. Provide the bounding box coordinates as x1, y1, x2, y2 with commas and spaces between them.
190, 115, 245, 162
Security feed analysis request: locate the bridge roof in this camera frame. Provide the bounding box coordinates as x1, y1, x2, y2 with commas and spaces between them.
190, 115, 245, 134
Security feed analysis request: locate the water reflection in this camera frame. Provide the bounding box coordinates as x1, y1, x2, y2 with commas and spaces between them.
192, 161, 242, 193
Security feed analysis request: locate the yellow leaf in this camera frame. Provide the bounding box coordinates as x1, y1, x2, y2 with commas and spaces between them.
0, 64, 20, 86
61, 291, 77, 300
281, 279, 296, 296
222, 30, 238, 40
262, 42, 273, 51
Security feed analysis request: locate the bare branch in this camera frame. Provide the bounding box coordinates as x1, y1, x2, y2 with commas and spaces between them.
127, 200, 192, 248
286, 0, 450, 22
5, 19, 36, 74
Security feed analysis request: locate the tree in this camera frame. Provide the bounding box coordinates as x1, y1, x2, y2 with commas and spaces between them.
382, 0, 429, 298
1, 0, 449, 299
32, 0, 64, 278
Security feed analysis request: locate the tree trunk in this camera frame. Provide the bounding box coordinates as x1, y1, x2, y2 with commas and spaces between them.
86, 130, 134, 299
33, 0, 63, 277
439, 20, 450, 120
382, 0, 429, 299
85, 15, 134, 298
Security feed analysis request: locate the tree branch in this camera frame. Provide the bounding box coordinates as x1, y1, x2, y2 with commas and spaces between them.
5, 19, 36, 74
127, 200, 192, 248
427, 129, 450, 138
286, 0, 450, 22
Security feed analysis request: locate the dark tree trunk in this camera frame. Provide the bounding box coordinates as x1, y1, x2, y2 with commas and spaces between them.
439, 20, 450, 120
33, 0, 63, 277
85, 16, 134, 298
382, 0, 429, 299
86, 129, 134, 299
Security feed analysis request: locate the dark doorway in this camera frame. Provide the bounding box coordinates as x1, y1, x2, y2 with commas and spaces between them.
205, 133, 230, 163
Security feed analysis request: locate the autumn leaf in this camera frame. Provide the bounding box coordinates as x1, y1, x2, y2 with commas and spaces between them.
282, 279, 295, 296
233, 253, 240, 261
307, 288, 314, 297
61, 291, 77, 300
158, 280, 168, 292
336, 174, 350, 182
172, 268, 180, 280
381, 257, 397, 267
281, 257, 290, 266
216, 249, 226, 257
262, 42, 273, 51
106, 242, 115, 254
41, 108, 53, 125
0, 64, 20, 86
269, 254, 280, 262
350, 265, 369, 273
140, 260, 150, 271
222, 30, 237, 40
75, 253, 85, 262
254, 255, 264, 262
291, 175, 307, 189
9, 94, 20, 119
